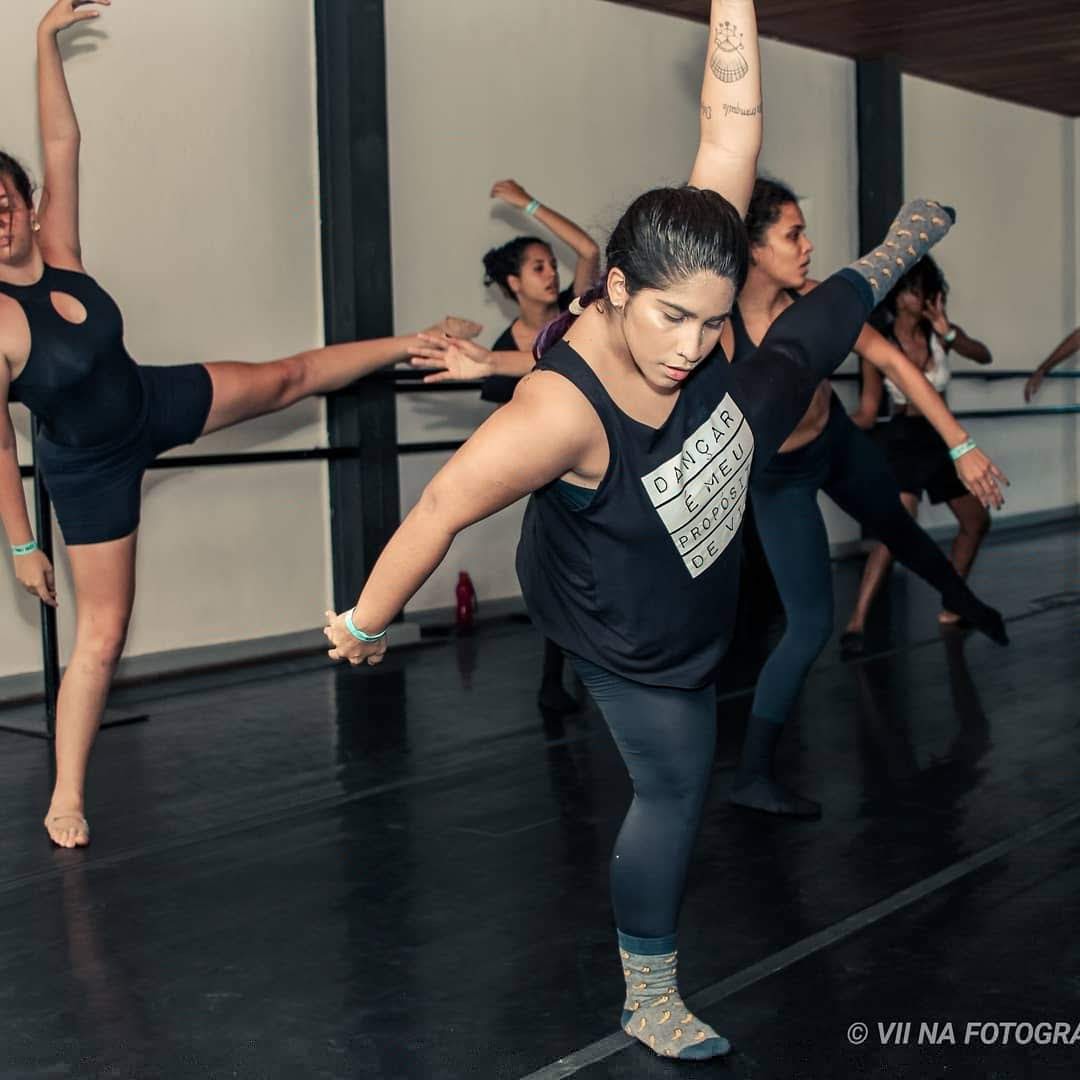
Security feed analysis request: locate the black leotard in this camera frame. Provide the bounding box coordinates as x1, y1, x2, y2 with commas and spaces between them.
2, 265, 143, 448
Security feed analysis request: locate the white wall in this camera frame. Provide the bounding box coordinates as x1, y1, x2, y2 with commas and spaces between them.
903, 75, 1079, 529
386, 0, 860, 612
0, 2, 327, 679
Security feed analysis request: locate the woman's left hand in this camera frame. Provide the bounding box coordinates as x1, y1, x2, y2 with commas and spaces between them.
40, 0, 109, 36
323, 610, 387, 667
409, 334, 495, 383
955, 448, 1009, 510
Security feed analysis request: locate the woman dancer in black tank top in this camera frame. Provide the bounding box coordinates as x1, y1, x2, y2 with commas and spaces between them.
0, 0, 479, 849
723, 179, 1008, 819
325, 0, 957, 1060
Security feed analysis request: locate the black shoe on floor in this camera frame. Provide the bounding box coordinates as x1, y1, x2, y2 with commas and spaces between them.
537, 682, 579, 714
729, 777, 822, 819
840, 630, 866, 659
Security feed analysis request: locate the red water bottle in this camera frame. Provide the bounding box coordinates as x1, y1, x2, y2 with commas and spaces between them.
455, 571, 477, 632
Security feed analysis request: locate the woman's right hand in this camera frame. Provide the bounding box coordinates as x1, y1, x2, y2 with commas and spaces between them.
14, 549, 57, 607
490, 180, 532, 210
1023, 370, 1045, 403
954, 449, 1008, 510
40, 0, 109, 37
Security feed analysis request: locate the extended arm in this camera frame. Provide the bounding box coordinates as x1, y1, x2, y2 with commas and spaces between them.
323, 373, 595, 662
688, 0, 762, 217
491, 180, 600, 296
854, 324, 1007, 507
35, 1, 110, 265
1025, 327, 1080, 402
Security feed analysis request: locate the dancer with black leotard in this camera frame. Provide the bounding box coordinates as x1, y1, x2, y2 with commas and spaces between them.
0, 0, 479, 849
413, 179, 599, 405
324, 0, 957, 1060
723, 180, 1008, 819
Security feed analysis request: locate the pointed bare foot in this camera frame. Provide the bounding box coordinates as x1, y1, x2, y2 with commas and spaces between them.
44, 811, 90, 848
938, 609, 963, 625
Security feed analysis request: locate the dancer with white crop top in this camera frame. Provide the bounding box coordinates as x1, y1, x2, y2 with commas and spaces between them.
842, 257, 995, 652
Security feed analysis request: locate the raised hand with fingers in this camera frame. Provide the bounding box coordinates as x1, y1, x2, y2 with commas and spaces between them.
40, 0, 110, 36
490, 179, 532, 210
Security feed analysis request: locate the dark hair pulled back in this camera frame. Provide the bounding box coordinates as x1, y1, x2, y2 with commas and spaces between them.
0, 150, 34, 208
482, 236, 553, 301
534, 186, 748, 359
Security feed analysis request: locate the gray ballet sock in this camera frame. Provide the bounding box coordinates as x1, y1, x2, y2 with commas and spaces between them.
618, 932, 731, 1060
849, 199, 956, 305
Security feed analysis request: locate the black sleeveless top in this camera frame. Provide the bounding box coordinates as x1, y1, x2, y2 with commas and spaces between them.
1, 265, 143, 448
729, 288, 802, 366
516, 339, 756, 688
481, 286, 575, 404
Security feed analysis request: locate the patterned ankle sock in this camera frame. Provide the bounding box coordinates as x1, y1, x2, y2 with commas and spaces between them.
617, 932, 731, 1060
849, 199, 956, 305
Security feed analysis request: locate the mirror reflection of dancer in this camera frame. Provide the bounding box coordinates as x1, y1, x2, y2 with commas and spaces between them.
843, 258, 998, 649
0, 0, 479, 849
723, 181, 1008, 819
325, 0, 959, 1060
415, 180, 600, 713
1024, 326, 1079, 402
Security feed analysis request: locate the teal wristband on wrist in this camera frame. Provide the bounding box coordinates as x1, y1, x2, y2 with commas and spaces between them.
949, 439, 977, 462
11, 540, 38, 557
345, 610, 387, 643
943, 326, 959, 345
524, 198, 541, 217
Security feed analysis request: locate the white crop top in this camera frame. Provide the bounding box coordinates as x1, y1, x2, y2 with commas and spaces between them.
884, 333, 950, 407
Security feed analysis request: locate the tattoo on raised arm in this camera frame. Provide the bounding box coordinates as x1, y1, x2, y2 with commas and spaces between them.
722, 102, 762, 119
710, 20, 749, 83
701, 102, 713, 120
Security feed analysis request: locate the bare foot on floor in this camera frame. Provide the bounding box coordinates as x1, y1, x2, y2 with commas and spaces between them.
44, 810, 90, 848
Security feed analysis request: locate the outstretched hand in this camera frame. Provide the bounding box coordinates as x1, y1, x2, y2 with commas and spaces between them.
955, 449, 1008, 510
424, 315, 483, 341
14, 549, 57, 608
490, 179, 532, 210
40, 0, 109, 36
1023, 370, 1044, 403
410, 334, 495, 383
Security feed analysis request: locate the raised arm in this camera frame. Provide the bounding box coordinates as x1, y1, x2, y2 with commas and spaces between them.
923, 293, 991, 365
688, 0, 762, 217
323, 372, 596, 663
35, 1, 109, 267
854, 323, 1007, 508
491, 180, 600, 296
1025, 326, 1080, 402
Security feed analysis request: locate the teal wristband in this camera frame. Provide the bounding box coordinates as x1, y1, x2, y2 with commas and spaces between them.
943, 326, 959, 345
524, 198, 541, 217
11, 540, 38, 557
949, 438, 977, 462
345, 610, 387, 643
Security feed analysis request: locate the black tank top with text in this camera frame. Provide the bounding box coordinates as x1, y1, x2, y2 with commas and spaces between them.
516, 339, 756, 689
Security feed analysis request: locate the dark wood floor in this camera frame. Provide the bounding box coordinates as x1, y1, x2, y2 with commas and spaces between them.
1, 522, 1077, 1079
